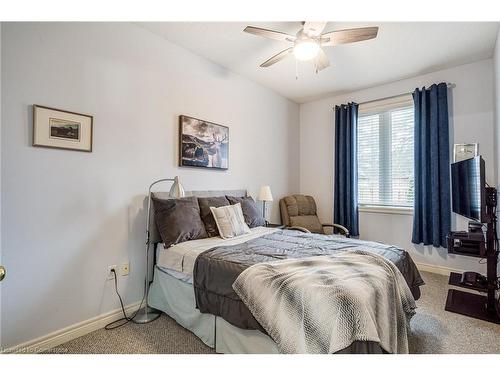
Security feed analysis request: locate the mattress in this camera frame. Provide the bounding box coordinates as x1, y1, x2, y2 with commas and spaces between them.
155, 226, 278, 279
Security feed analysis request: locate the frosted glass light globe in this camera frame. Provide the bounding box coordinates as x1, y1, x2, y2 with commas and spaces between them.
293, 40, 320, 61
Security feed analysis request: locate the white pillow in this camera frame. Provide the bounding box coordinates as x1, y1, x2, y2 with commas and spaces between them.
210, 203, 251, 239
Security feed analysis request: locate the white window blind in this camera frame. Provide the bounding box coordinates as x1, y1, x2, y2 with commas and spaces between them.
357, 96, 414, 208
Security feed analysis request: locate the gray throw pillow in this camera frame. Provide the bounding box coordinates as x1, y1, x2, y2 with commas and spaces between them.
151, 195, 207, 248
198, 196, 230, 237
226, 195, 266, 228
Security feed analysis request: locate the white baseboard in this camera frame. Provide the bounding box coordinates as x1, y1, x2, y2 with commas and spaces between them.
3, 301, 142, 354
415, 261, 464, 276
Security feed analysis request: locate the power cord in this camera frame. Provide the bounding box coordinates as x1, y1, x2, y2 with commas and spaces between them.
104, 269, 147, 330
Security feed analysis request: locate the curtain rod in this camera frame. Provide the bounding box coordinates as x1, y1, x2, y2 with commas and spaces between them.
358, 82, 455, 106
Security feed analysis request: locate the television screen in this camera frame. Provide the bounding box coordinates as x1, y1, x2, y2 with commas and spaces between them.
451, 156, 485, 222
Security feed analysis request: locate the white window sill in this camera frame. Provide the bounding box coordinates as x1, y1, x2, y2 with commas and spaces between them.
358, 205, 413, 215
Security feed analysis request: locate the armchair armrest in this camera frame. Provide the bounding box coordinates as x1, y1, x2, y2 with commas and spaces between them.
322, 224, 350, 238
286, 226, 311, 233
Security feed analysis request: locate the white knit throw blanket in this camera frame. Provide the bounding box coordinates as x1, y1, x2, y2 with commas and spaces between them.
232, 249, 416, 354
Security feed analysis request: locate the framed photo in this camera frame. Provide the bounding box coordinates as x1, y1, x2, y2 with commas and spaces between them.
453, 143, 478, 162
33, 105, 93, 152
179, 115, 228, 170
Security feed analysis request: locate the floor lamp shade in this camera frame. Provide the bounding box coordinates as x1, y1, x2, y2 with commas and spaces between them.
169, 176, 185, 198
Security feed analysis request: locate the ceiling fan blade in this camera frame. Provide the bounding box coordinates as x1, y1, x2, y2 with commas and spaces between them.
315, 48, 330, 72
260, 47, 293, 67
244, 26, 296, 42
320, 26, 379, 46
302, 21, 327, 37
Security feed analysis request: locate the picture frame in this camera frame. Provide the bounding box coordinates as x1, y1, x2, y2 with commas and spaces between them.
453, 143, 478, 163
179, 115, 229, 170
33, 105, 93, 152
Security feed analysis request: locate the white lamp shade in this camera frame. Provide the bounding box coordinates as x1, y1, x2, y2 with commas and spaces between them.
258, 185, 273, 202
169, 176, 186, 198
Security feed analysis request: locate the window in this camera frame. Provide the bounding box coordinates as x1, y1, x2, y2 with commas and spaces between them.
357, 95, 414, 209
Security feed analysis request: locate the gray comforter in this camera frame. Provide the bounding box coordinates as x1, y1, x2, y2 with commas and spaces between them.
193, 230, 424, 337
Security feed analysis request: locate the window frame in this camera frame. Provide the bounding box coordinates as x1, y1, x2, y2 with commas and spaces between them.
357, 94, 415, 214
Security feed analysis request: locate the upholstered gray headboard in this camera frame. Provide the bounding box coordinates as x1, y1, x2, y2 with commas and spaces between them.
149, 189, 247, 245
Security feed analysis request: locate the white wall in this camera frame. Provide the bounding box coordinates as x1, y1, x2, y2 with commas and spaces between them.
300, 59, 495, 273
0, 23, 299, 348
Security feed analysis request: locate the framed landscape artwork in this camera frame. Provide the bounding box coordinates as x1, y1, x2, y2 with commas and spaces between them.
179, 115, 229, 170
33, 105, 93, 152
453, 143, 478, 162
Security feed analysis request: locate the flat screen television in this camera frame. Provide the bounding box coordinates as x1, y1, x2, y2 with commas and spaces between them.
451, 156, 486, 222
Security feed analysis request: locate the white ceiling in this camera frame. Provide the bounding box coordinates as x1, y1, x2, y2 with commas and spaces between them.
138, 22, 499, 103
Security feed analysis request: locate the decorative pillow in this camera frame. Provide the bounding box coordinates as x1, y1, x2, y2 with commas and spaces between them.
151, 195, 207, 248
210, 203, 251, 239
226, 196, 265, 228
198, 196, 230, 237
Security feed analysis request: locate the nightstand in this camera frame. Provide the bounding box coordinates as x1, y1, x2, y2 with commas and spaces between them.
265, 223, 285, 229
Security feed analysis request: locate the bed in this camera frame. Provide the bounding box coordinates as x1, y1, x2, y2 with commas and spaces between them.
148, 190, 424, 354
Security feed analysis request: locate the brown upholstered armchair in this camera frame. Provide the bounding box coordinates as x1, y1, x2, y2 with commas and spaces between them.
279, 194, 350, 237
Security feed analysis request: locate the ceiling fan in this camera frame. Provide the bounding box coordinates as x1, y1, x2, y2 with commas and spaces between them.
243, 22, 379, 73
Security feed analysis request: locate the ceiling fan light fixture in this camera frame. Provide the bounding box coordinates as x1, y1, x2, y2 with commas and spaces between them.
244, 23, 378, 73
293, 39, 320, 61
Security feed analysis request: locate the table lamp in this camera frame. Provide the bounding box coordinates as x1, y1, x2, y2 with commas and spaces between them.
258, 185, 273, 224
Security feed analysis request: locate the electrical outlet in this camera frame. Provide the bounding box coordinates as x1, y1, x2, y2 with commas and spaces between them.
107, 265, 117, 280
120, 262, 130, 276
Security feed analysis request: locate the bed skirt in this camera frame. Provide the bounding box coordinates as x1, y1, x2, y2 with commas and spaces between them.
148, 266, 279, 353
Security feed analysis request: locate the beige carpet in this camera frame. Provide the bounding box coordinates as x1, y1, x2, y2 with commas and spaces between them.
54, 271, 500, 354
409, 271, 500, 354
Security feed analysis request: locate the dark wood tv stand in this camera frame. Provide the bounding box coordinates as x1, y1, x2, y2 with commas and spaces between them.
445, 187, 500, 324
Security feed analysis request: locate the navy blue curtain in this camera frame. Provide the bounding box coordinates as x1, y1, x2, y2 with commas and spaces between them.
412, 83, 451, 248
334, 103, 359, 236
